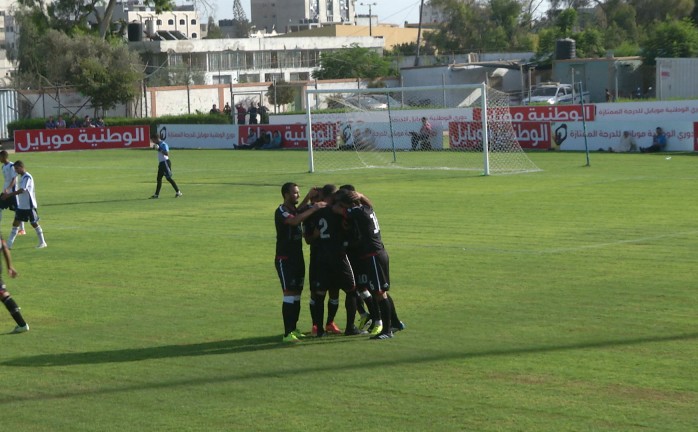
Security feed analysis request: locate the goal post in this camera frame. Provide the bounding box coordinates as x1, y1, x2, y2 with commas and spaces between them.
304, 83, 541, 175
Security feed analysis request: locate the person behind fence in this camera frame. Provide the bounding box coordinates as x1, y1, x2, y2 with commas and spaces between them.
210, 104, 221, 115
44, 116, 57, 129
55, 115, 66, 128
236, 103, 247, 125
410, 117, 435, 150
223, 102, 232, 117
248, 103, 259, 125
640, 127, 667, 153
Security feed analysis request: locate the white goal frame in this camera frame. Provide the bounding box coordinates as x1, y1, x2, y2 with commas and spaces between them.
304, 83, 541, 175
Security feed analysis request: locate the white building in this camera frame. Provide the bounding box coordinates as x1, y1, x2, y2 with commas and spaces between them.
0, 0, 17, 85
101, 1, 202, 40
251, 0, 356, 33
130, 35, 384, 85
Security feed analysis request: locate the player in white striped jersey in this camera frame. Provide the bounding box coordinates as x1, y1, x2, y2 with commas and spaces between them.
0, 151, 26, 237
5, 161, 47, 249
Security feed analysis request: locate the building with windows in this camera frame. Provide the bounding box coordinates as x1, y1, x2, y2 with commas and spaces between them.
251, 0, 355, 33
130, 34, 383, 85
104, 1, 202, 40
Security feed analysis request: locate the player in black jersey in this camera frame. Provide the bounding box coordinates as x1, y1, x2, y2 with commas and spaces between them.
305, 185, 357, 337
275, 183, 326, 343
304, 185, 344, 335
336, 189, 403, 340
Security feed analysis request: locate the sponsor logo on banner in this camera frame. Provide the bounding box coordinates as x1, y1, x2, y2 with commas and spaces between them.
448, 121, 552, 149
475, 105, 595, 122
14, 126, 150, 153
238, 123, 338, 148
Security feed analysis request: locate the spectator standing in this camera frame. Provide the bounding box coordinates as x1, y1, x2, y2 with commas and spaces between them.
44, 116, 57, 129
248, 103, 258, 124
55, 115, 67, 128
210, 104, 221, 114
236, 103, 246, 125
259, 103, 270, 124
223, 102, 232, 117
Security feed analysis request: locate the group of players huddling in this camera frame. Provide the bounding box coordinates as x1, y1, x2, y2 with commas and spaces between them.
275, 183, 404, 342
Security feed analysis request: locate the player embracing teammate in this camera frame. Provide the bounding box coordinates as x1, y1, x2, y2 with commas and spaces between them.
275, 182, 404, 341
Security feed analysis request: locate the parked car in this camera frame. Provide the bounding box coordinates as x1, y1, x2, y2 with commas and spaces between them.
524, 82, 590, 105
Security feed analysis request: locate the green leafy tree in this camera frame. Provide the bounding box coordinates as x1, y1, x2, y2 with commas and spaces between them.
266, 80, 295, 109
574, 28, 606, 57
312, 44, 396, 80
205, 16, 225, 39
14, 29, 143, 110
631, 0, 694, 27
17, 0, 174, 39
641, 18, 698, 65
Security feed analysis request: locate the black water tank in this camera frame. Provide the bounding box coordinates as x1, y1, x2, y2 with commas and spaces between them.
555, 38, 576, 60
127, 23, 143, 42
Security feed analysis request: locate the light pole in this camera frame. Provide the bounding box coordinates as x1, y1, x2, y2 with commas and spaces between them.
360, 2, 377, 36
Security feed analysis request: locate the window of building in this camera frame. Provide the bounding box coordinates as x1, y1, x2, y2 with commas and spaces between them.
191, 19, 197, 25
168, 19, 174, 25
179, 19, 185, 25
156, 19, 162, 25
192, 33, 197, 38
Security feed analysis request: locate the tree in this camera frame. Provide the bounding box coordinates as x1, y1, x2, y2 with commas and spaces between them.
631, 0, 695, 27
205, 16, 225, 39
17, 0, 174, 39
266, 80, 295, 110
641, 18, 698, 65
14, 28, 143, 111
312, 44, 396, 80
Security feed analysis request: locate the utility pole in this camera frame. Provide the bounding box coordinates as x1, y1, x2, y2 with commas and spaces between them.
414, 0, 424, 66
360, 2, 377, 36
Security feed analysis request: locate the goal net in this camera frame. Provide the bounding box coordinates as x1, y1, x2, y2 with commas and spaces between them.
304, 84, 541, 175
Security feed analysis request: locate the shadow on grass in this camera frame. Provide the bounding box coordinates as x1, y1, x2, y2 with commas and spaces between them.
0, 331, 696, 404
0, 333, 354, 367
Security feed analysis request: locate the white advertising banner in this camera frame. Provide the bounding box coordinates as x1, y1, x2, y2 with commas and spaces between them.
157, 124, 237, 149
553, 121, 693, 152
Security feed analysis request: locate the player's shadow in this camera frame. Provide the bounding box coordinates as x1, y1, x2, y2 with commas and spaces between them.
1, 334, 352, 367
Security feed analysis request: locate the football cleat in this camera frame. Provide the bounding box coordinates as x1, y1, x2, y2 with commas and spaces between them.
282, 333, 300, 343
36, 242, 48, 249
150, 195, 159, 199
392, 321, 406, 332
311, 324, 318, 336
344, 326, 367, 336
369, 324, 383, 336
325, 321, 342, 334
11, 324, 29, 334
17, 229, 26, 236
175, 191, 182, 197
370, 331, 394, 340
291, 329, 307, 339
358, 314, 372, 331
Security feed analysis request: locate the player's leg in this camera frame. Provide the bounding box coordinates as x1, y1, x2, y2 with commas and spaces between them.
1, 287, 28, 333
164, 160, 181, 196
276, 257, 301, 342
30, 210, 46, 248
325, 287, 341, 334
6, 213, 23, 249
153, 163, 165, 197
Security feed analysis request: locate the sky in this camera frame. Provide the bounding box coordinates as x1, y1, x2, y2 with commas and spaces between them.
202, 0, 424, 26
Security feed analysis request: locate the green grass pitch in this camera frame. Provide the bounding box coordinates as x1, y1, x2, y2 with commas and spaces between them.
0, 148, 696, 431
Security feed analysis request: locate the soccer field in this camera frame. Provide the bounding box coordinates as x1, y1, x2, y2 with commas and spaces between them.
1, 149, 696, 431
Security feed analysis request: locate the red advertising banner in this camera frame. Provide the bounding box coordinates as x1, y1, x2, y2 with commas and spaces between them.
475, 105, 596, 123
448, 121, 552, 150
693, 122, 698, 151
237, 123, 338, 149
14, 126, 150, 153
